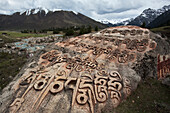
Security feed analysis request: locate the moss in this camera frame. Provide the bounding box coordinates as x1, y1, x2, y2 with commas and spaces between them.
0, 52, 27, 91
150, 26, 170, 44
115, 78, 170, 113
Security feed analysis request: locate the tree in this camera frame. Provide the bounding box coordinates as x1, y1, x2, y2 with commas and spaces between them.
95, 26, 98, 31
40, 29, 47, 33
53, 30, 59, 34
65, 29, 74, 36
21, 30, 29, 33
34, 29, 37, 33
79, 26, 85, 35
87, 25, 92, 33
140, 22, 146, 28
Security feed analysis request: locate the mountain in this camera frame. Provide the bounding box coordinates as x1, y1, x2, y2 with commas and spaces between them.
19, 7, 50, 16
112, 19, 133, 26
128, 5, 170, 26
99, 20, 114, 27
112, 5, 170, 26
147, 10, 170, 28
0, 8, 106, 30
99, 18, 133, 27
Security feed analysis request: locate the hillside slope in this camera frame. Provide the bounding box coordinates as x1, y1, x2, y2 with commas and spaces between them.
0, 8, 106, 30
128, 5, 170, 26
147, 10, 170, 28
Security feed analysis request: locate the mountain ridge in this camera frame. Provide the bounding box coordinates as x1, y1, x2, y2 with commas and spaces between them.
147, 10, 170, 28
111, 5, 170, 27
0, 8, 106, 30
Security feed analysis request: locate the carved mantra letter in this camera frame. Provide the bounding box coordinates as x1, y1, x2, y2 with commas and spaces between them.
49, 76, 66, 94
10, 98, 24, 113
34, 79, 47, 91
76, 89, 88, 104
94, 74, 108, 102
123, 77, 131, 97
108, 71, 123, 107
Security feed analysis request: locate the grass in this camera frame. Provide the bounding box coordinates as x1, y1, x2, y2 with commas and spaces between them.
115, 77, 170, 113
0, 35, 20, 48
150, 26, 170, 44
0, 52, 27, 91
150, 26, 170, 38
0, 30, 53, 47
150, 26, 170, 32
0, 31, 50, 39
151, 26, 170, 32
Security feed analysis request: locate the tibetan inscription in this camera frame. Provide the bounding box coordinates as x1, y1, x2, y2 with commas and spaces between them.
9, 26, 157, 113
157, 54, 170, 79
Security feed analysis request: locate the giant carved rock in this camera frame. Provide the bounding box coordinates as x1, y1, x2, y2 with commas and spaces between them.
0, 26, 170, 113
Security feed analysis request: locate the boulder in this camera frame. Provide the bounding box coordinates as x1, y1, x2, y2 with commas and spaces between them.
0, 26, 169, 113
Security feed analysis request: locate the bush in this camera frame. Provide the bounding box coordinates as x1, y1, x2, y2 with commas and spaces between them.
95, 26, 98, 31
87, 25, 92, 33
21, 30, 29, 33
53, 30, 59, 34
79, 25, 92, 35
140, 22, 146, 28
65, 29, 74, 36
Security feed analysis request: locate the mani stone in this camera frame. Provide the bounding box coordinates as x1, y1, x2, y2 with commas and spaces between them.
0, 26, 170, 113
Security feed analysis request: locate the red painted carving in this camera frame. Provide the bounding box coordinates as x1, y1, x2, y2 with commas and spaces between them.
157, 54, 170, 79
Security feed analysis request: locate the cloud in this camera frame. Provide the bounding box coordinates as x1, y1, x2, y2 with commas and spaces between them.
0, 0, 170, 22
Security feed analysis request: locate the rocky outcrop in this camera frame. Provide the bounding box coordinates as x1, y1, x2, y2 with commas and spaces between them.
0, 26, 169, 113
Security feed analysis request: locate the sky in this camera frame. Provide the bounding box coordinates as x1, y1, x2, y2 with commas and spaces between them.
0, 0, 170, 23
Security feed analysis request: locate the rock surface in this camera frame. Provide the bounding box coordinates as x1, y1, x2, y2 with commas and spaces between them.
0, 26, 169, 113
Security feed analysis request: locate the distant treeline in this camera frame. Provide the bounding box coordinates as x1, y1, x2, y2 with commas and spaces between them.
21, 25, 99, 36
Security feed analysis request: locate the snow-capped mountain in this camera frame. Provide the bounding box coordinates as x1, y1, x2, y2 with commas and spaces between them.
111, 5, 170, 26
19, 7, 50, 15
112, 18, 133, 26
100, 20, 110, 24
157, 5, 170, 15
128, 5, 170, 26
98, 19, 115, 27
98, 18, 132, 27
147, 9, 170, 28
19, 7, 79, 16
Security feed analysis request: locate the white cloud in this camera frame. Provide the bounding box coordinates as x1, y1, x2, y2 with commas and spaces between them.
0, 0, 169, 21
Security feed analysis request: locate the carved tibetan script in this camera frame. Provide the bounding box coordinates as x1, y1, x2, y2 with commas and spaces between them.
10, 26, 157, 113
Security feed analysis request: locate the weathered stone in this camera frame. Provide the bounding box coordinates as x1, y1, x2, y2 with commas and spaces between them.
0, 26, 170, 113
161, 77, 170, 86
